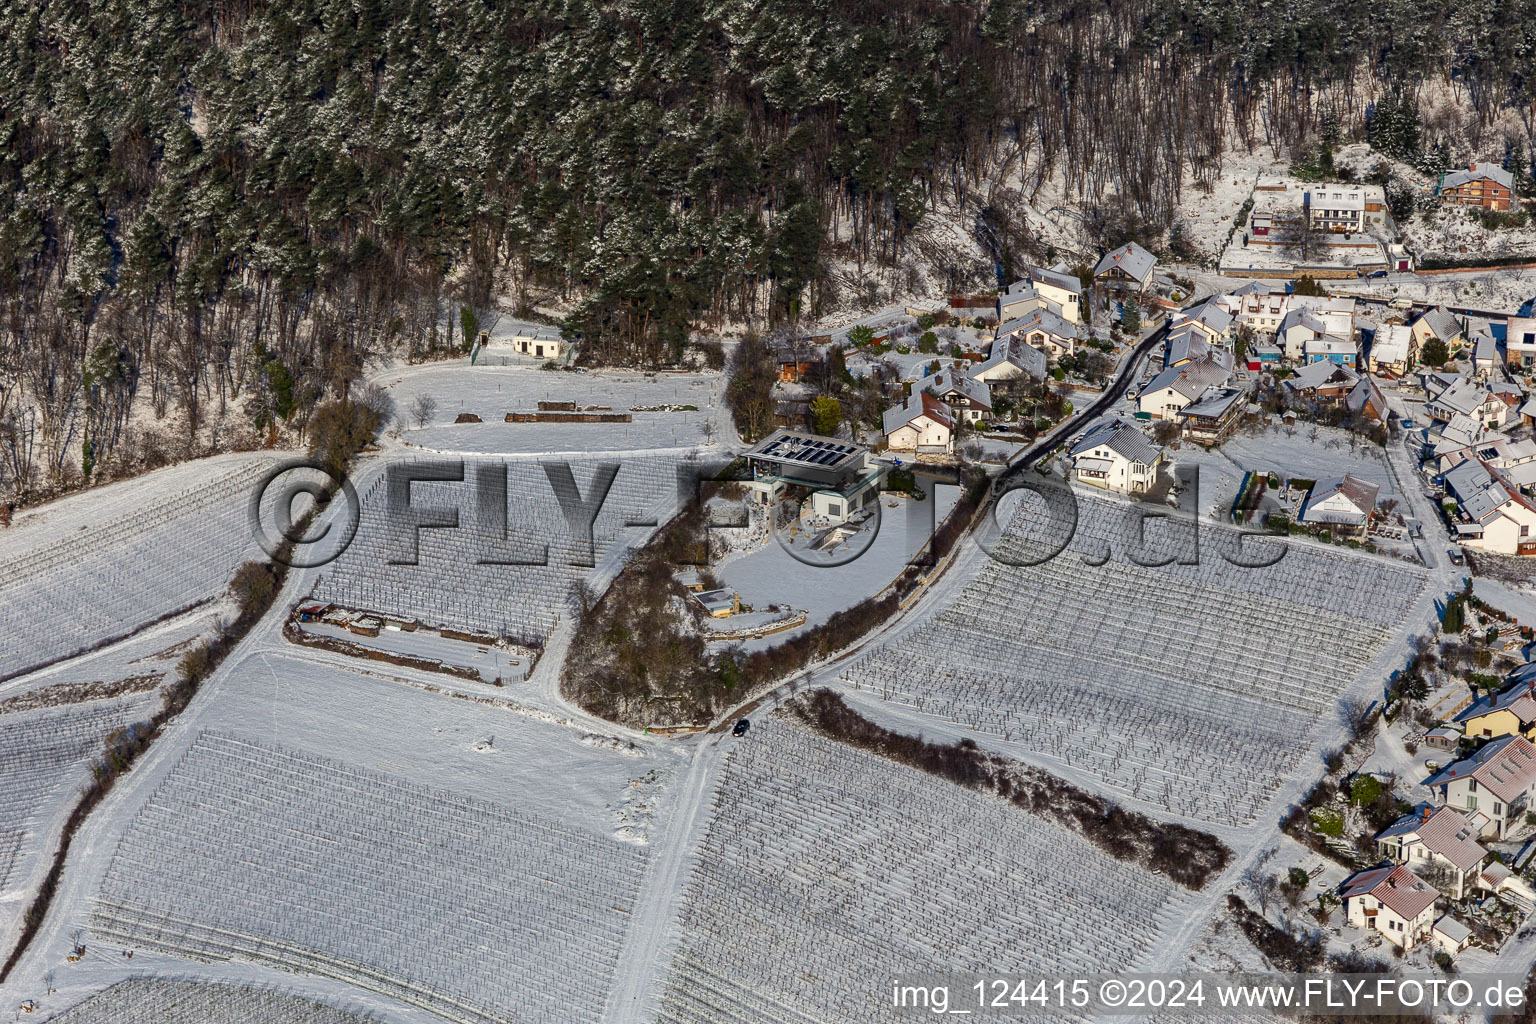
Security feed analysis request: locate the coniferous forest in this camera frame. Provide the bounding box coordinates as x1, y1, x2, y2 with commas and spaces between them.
3, 0, 1536, 494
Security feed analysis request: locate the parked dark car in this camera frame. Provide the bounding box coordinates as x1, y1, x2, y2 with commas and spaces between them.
732, 719, 751, 737
1367, 269, 1389, 278
1448, 548, 1464, 566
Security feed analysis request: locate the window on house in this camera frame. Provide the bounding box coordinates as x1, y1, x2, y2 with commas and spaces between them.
1467, 795, 1478, 811
1495, 803, 1503, 815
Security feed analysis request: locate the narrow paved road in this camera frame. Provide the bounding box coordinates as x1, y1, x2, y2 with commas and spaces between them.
999, 321, 1169, 482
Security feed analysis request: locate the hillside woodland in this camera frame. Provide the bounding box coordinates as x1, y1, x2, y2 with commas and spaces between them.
4, 0, 1536, 496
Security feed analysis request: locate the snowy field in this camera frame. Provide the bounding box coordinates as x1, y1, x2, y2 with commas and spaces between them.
311, 453, 691, 644
655, 715, 1192, 1024
0, 455, 277, 679
1, 693, 158, 953
43, 977, 384, 1024
840, 494, 1432, 827
1223, 428, 1395, 497
375, 362, 722, 455
89, 733, 649, 1024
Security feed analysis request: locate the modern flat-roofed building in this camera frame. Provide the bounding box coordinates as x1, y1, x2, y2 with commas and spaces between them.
742, 429, 886, 523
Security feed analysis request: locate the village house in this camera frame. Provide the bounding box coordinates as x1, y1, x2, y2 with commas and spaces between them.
1218, 284, 1291, 337
915, 368, 992, 424
1298, 474, 1380, 536
1455, 678, 1536, 743
883, 392, 955, 455
1442, 458, 1536, 555
1137, 358, 1232, 420
1171, 299, 1233, 346
1412, 306, 1465, 362
1425, 375, 1513, 430
1375, 805, 1489, 900
1067, 421, 1165, 494
1340, 864, 1440, 950
1436, 435, 1536, 488
1428, 413, 1489, 458
1303, 333, 1357, 367
996, 306, 1079, 359
1175, 386, 1246, 446
1507, 317, 1536, 376
968, 338, 1047, 389
998, 265, 1082, 323
1424, 734, 1536, 838
1523, 396, 1536, 427
1369, 323, 1416, 375
1284, 360, 1360, 405
1277, 307, 1327, 363
1164, 324, 1235, 371
1437, 163, 1515, 211
1251, 178, 1391, 234
1092, 242, 1157, 297
1345, 376, 1389, 422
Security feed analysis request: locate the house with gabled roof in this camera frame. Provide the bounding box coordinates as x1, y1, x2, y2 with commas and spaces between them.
1176, 386, 1246, 447
969, 338, 1046, 389
1438, 163, 1515, 211
998, 265, 1082, 324
915, 367, 992, 424
1067, 421, 1164, 494
1456, 678, 1536, 743
1340, 864, 1440, 949
1375, 805, 1490, 899
1472, 332, 1502, 378
1425, 376, 1512, 429
1345, 376, 1389, 422
1092, 242, 1157, 296
996, 306, 1078, 359
882, 392, 955, 455
1284, 360, 1359, 404
1424, 734, 1536, 837
1442, 458, 1536, 555
1304, 333, 1357, 367
1164, 324, 1234, 372
1369, 323, 1416, 375
1137, 358, 1231, 420
1299, 474, 1379, 534
1171, 299, 1233, 345
1413, 306, 1464, 359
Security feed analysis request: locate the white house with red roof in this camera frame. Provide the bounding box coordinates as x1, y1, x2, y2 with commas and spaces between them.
1374, 805, 1489, 899
1424, 735, 1536, 838
1340, 864, 1440, 949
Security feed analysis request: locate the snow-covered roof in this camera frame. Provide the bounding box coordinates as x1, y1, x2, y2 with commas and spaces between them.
917, 368, 992, 410
1425, 735, 1536, 803
1508, 317, 1536, 351
1279, 307, 1327, 336
882, 391, 953, 435
1433, 915, 1472, 945
1024, 264, 1082, 295
1432, 413, 1487, 453
1371, 323, 1413, 364
1443, 457, 1536, 524
1093, 242, 1157, 283
1377, 805, 1487, 874
1178, 386, 1245, 420
1304, 334, 1356, 356
1285, 360, 1359, 392
1340, 864, 1439, 920
1441, 163, 1515, 192
1068, 421, 1163, 466
969, 338, 1047, 382
1416, 306, 1462, 343
1473, 332, 1500, 364
1175, 298, 1233, 336
1142, 358, 1231, 402
1300, 474, 1379, 524
997, 307, 1079, 344
1345, 376, 1386, 417
1455, 680, 1536, 728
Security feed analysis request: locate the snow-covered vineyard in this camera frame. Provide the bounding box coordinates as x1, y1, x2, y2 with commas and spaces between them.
42, 977, 385, 1024
0, 457, 273, 679
310, 454, 691, 643
655, 716, 1191, 1024
841, 496, 1433, 826
89, 734, 649, 1024
0, 694, 159, 950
